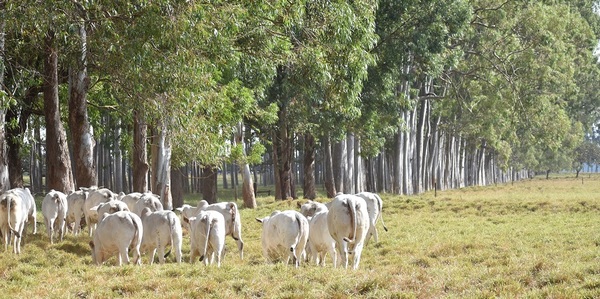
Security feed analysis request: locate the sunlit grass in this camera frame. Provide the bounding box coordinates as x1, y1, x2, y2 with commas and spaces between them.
2, 174, 600, 298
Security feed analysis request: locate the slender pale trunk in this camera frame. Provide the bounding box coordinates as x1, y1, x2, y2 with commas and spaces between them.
234, 122, 256, 208
68, 19, 96, 189
113, 120, 122, 192
333, 139, 346, 193
152, 112, 173, 210
345, 133, 354, 194
44, 31, 75, 193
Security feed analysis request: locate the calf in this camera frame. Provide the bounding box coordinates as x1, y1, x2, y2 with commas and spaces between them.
189, 210, 226, 267
256, 210, 309, 268
42, 190, 68, 244
174, 204, 200, 231
84, 188, 118, 236
66, 190, 88, 235
133, 193, 163, 217
300, 201, 336, 266
197, 200, 244, 259
0, 192, 28, 253
89, 211, 143, 266
354, 191, 388, 244
140, 208, 183, 264
327, 194, 369, 270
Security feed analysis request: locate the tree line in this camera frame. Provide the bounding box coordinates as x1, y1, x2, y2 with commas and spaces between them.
2, 0, 600, 209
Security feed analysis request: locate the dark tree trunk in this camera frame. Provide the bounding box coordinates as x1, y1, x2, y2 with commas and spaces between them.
43, 31, 74, 193
6, 102, 31, 188
132, 109, 149, 192
201, 165, 217, 204
303, 133, 316, 199
171, 166, 185, 208
323, 136, 336, 198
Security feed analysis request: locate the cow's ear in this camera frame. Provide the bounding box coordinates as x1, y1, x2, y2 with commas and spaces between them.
255, 218, 263, 223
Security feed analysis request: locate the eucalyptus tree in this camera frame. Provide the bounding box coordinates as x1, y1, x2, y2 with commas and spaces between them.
359, 0, 471, 194
0, 0, 8, 191
258, 0, 378, 200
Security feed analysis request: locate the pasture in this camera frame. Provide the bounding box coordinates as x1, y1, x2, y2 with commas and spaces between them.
1, 175, 600, 298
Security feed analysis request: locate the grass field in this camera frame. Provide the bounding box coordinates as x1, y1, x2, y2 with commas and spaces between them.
1, 174, 600, 298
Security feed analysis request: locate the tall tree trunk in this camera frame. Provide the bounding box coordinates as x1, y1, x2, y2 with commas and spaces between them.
222, 161, 228, 189
68, 18, 96, 189
171, 166, 185, 208
151, 112, 173, 210
323, 136, 336, 198
333, 139, 346, 193
201, 165, 217, 204
113, 120, 123, 192
234, 123, 256, 208
132, 109, 149, 192
274, 118, 292, 200
345, 133, 354, 194
303, 133, 316, 199
0, 1, 9, 192
43, 31, 74, 193
6, 106, 29, 188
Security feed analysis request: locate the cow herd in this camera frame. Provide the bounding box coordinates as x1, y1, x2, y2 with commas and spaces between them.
0, 187, 387, 270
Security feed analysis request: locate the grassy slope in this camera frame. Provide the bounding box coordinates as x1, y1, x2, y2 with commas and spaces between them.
1, 175, 600, 298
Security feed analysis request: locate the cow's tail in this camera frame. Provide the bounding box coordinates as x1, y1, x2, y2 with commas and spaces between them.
229, 203, 238, 240
6, 196, 20, 239
164, 212, 176, 259
376, 194, 388, 232
130, 214, 142, 264
290, 213, 307, 266
342, 198, 357, 243
199, 214, 212, 262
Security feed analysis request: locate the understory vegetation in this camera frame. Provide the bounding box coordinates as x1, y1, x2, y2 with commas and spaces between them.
1, 175, 600, 298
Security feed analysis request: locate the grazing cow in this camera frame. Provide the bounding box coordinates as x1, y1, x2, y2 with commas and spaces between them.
133, 193, 163, 217
139, 208, 183, 264
256, 210, 309, 268
89, 211, 143, 266
354, 191, 388, 244
84, 188, 118, 236
66, 190, 88, 235
189, 210, 226, 267
120, 192, 143, 212
174, 204, 200, 231
197, 200, 244, 259
90, 200, 130, 222
300, 201, 336, 266
42, 190, 68, 244
327, 194, 370, 270
0, 192, 28, 253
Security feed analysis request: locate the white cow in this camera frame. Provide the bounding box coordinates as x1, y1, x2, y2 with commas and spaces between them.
42, 190, 68, 244
327, 194, 370, 270
89, 211, 143, 266
84, 188, 118, 236
120, 192, 143, 212
8, 187, 37, 236
300, 200, 336, 266
175, 204, 200, 231
139, 208, 183, 264
90, 200, 130, 222
0, 192, 28, 253
256, 210, 309, 268
197, 200, 244, 259
133, 193, 163, 217
66, 190, 88, 235
354, 191, 388, 244
189, 210, 226, 267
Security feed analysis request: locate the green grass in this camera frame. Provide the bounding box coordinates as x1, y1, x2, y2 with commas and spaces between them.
2, 175, 600, 298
